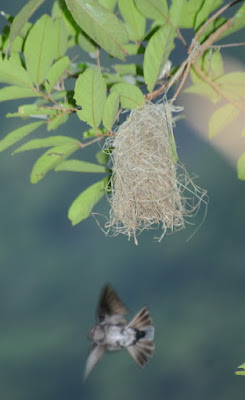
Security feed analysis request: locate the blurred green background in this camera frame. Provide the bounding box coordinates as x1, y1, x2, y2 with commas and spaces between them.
0, 1, 245, 400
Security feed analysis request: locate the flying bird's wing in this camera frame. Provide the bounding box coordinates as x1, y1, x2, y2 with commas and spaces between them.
127, 307, 155, 367
97, 284, 128, 324
83, 343, 105, 381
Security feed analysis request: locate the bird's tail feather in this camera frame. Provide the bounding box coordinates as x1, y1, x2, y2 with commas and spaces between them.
127, 307, 155, 367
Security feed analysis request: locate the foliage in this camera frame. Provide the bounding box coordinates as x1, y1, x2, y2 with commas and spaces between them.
235, 362, 245, 376
0, 0, 244, 226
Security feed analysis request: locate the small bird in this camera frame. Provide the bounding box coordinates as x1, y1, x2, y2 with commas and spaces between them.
83, 284, 155, 380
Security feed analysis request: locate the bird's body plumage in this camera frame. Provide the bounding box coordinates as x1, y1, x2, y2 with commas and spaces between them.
84, 284, 155, 380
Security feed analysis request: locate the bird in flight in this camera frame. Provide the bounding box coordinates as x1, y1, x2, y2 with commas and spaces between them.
84, 284, 155, 380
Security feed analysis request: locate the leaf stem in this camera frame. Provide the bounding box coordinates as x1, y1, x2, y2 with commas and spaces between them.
78, 135, 105, 149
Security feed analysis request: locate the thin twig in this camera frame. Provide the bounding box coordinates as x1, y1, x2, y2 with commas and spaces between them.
145, 82, 168, 101
210, 41, 245, 48
193, 63, 245, 112
96, 48, 101, 72
78, 136, 105, 149
33, 87, 79, 114
42, 104, 78, 113
177, 28, 187, 47
38, 90, 64, 108
170, 58, 192, 102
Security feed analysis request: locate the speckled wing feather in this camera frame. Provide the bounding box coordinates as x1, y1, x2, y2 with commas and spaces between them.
97, 284, 128, 324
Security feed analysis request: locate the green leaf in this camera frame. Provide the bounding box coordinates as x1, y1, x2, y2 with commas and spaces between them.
197, 17, 226, 44
7, 104, 58, 119
55, 159, 107, 173
3, 21, 32, 55
111, 82, 145, 109
65, 0, 129, 60
235, 371, 245, 376
45, 56, 70, 93
169, 131, 178, 163
103, 73, 125, 85
9, 0, 46, 49
118, 0, 146, 41
47, 113, 69, 131
24, 14, 56, 85
194, 0, 223, 31
123, 43, 143, 55
68, 177, 108, 225
134, 0, 168, 22
83, 128, 106, 139
216, 72, 245, 101
237, 153, 245, 180
53, 17, 69, 59
0, 86, 40, 102
170, 0, 202, 28
96, 150, 109, 164
184, 82, 221, 103
113, 64, 137, 76
169, 0, 184, 27
0, 56, 33, 87
209, 104, 240, 138
185, 51, 224, 103
78, 32, 97, 54
236, 371, 245, 376
236, 362, 245, 374
102, 92, 119, 130
52, 1, 78, 46
74, 68, 107, 128
198, 51, 224, 81
4, 35, 24, 55
0, 121, 44, 152
144, 24, 175, 92
220, 3, 245, 40
14, 136, 79, 153
30, 142, 79, 183
98, 0, 117, 11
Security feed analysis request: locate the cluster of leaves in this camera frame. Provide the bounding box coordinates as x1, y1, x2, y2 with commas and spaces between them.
185, 46, 245, 176
0, 0, 244, 226
236, 362, 245, 376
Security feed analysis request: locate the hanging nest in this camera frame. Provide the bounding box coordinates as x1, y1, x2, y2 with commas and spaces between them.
104, 101, 206, 245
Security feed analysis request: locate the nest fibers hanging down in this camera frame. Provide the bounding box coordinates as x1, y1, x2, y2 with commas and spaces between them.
104, 101, 206, 245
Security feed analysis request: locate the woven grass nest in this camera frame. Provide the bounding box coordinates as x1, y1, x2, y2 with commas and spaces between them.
104, 101, 206, 245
